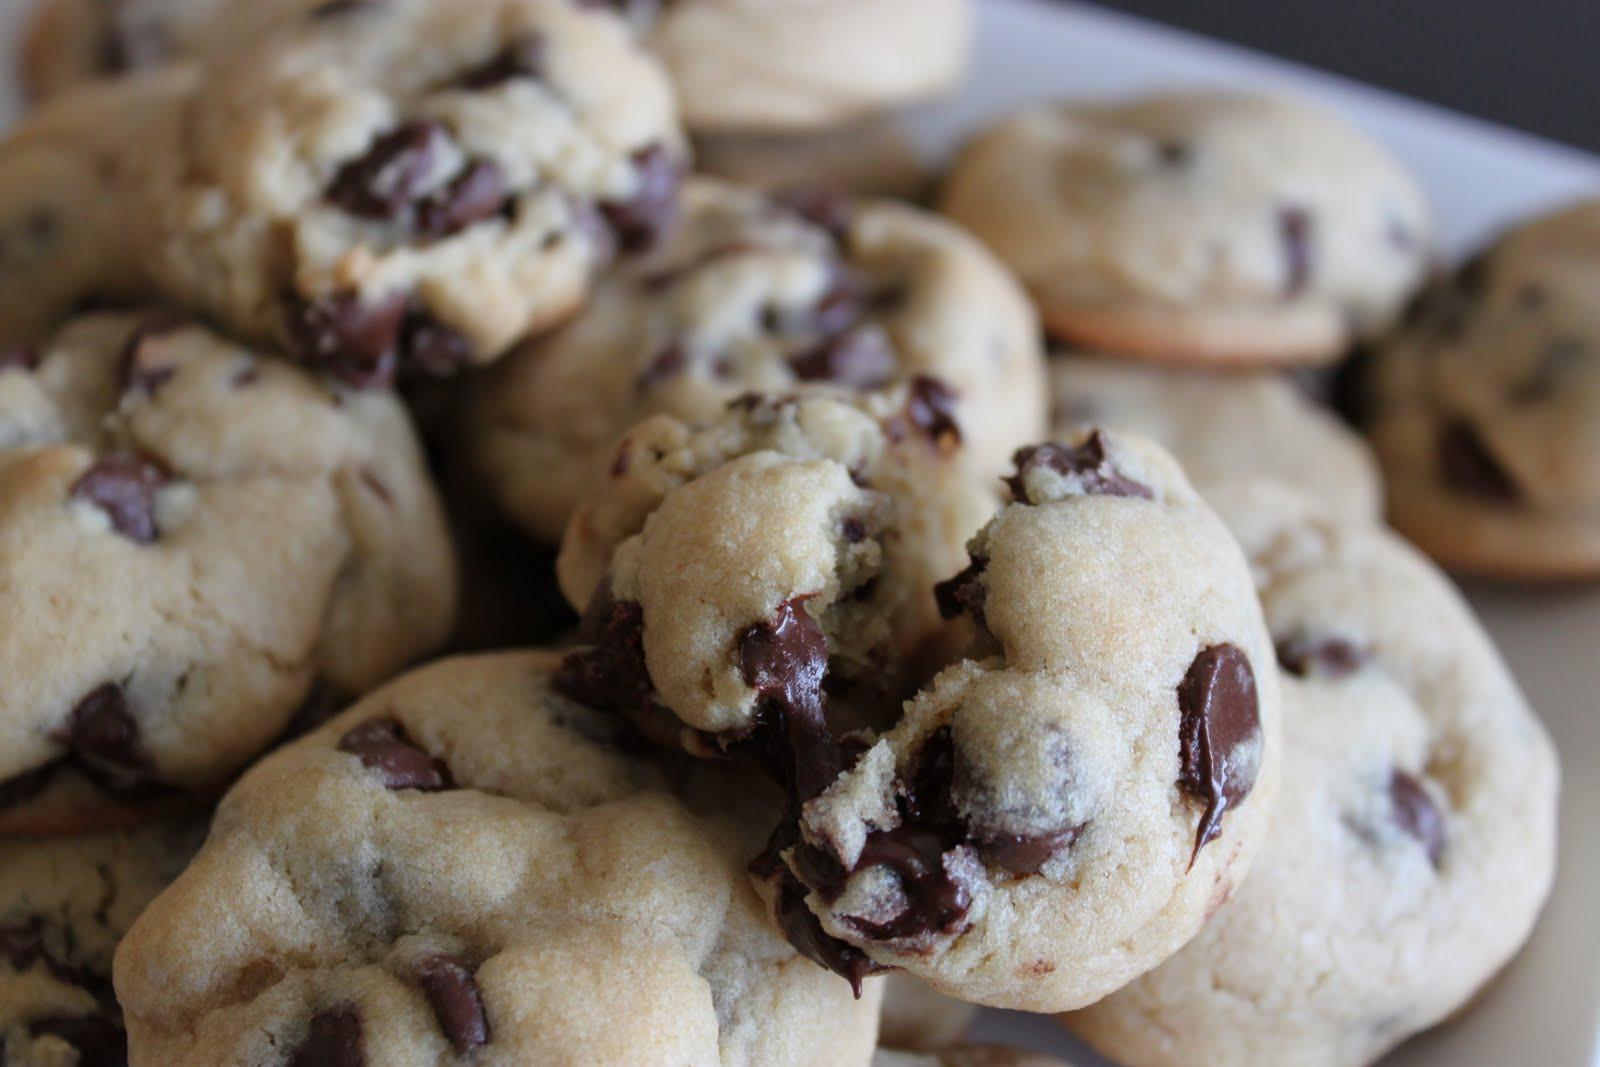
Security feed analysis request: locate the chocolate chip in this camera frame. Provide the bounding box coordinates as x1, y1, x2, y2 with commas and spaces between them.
117, 314, 189, 393
1177, 644, 1262, 861
414, 160, 510, 239
600, 144, 682, 255
553, 585, 655, 721
457, 34, 546, 89
773, 872, 880, 998
1279, 207, 1314, 297
1390, 770, 1447, 868
337, 719, 452, 791
740, 598, 840, 803
1275, 635, 1370, 679
970, 827, 1082, 875
328, 123, 451, 223
933, 555, 987, 624
844, 829, 974, 940
1006, 433, 1152, 503
904, 376, 962, 449
99, 10, 168, 74
69, 456, 170, 544
416, 954, 490, 1054
57, 685, 145, 771
1438, 419, 1519, 502
397, 311, 474, 379
636, 343, 687, 392
1154, 140, 1190, 166
27, 1015, 127, 1066
789, 329, 896, 389
809, 272, 870, 338
285, 291, 407, 388
289, 1005, 365, 1067
0, 342, 40, 372
771, 187, 854, 243
840, 516, 868, 544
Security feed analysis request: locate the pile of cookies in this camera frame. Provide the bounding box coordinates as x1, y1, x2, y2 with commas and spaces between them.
0, 1, 1577, 1065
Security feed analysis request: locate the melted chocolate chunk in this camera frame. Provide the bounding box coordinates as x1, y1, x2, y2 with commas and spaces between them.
1438, 419, 1519, 502
1390, 770, 1447, 868
69, 456, 170, 544
0, 342, 41, 372
286, 291, 407, 388
1177, 644, 1262, 861
601, 145, 682, 255
553, 586, 655, 721
1006, 433, 1153, 503
414, 160, 510, 239
337, 719, 452, 791
789, 329, 896, 389
416, 954, 490, 1054
904, 376, 962, 448
774, 873, 880, 998
1279, 207, 1314, 297
844, 830, 974, 940
739, 598, 840, 803
771, 186, 855, 243
969, 827, 1082, 875
457, 34, 546, 89
328, 123, 451, 222
117, 314, 189, 393
636, 343, 687, 392
0, 763, 58, 810
57, 685, 145, 771
27, 1015, 127, 1066
932, 555, 987, 624
289, 1005, 365, 1067
1275, 634, 1371, 679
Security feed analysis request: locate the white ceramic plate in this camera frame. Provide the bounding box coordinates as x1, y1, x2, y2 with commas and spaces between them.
2, 2, 1596, 1064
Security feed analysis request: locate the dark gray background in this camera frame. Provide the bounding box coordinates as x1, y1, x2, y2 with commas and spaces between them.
1079, 1, 1597, 154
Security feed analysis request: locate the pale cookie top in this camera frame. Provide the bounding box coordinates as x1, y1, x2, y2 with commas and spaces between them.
778, 429, 1282, 1012
113, 652, 883, 1067
556, 390, 1001, 749
1067, 483, 1559, 1067
1, 818, 207, 1067
1049, 354, 1382, 525
0, 68, 192, 345
122, 0, 684, 386
940, 91, 1431, 365
1363, 198, 1600, 577
0, 312, 455, 833
650, 0, 971, 134
469, 178, 1043, 544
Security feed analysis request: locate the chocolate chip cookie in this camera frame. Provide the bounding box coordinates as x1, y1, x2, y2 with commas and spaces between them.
113, 651, 883, 1065
1358, 198, 1600, 579
940, 91, 1432, 366
469, 177, 1044, 544
122, 0, 684, 387
1, 817, 206, 1067
1065, 483, 1559, 1067
0, 68, 190, 347
1050, 353, 1383, 525
0, 311, 455, 832
651, 0, 971, 133
556, 389, 1002, 749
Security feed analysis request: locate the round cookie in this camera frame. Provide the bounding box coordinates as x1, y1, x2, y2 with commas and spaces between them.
940, 91, 1432, 366
0, 68, 191, 346
651, 0, 971, 134
559, 417, 1282, 1011
113, 651, 884, 1066
19, 0, 319, 101
1, 817, 207, 1067
556, 390, 1003, 749
122, 0, 685, 387
1064, 483, 1559, 1067
1360, 198, 1600, 579
0, 311, 455, 833
470, 178, 1044, 545
1050, 353, 1383, 525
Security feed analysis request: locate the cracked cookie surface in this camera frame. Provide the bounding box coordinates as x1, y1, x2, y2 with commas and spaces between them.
940, 91, 1430, 366
0, 311, 455, 832
470, 178, 1043, 544
113, 651, 883, 1066
1064, 483, 1558, 1067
